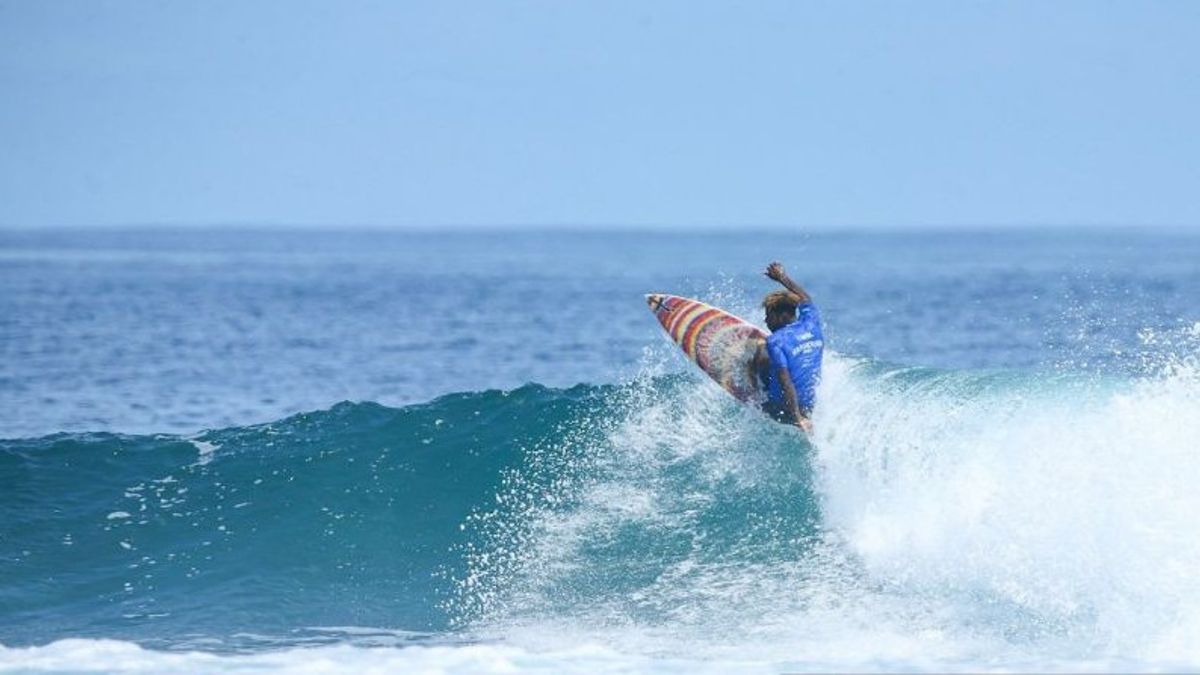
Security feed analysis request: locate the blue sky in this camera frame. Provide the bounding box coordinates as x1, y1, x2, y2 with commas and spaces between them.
2, 1, 1198, 229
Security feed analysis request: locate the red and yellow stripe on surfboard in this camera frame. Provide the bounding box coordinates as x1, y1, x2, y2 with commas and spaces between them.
645, 293, 767, 401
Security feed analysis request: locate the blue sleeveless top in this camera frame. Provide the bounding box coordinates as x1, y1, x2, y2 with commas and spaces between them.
764, 303, 824, 410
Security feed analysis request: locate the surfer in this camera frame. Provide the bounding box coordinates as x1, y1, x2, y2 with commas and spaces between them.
757, 261, 824, 431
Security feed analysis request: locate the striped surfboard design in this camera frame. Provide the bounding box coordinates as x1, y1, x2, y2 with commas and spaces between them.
645, 294, 767, 402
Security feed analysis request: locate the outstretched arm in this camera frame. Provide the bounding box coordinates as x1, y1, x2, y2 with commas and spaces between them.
764, 261, 811, 304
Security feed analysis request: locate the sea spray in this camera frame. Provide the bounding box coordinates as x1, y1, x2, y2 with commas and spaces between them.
448, 349, 1200, 666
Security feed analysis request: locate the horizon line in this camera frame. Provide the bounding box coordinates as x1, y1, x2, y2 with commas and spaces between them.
0, 221, 1195, 235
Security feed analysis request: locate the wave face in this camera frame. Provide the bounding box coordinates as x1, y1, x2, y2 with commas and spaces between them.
0, 385, 600, 648
5, 345, 1200, 669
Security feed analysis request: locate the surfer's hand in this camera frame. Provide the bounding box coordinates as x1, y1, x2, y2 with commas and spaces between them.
765, 262, 786, 282
795, 417, 813, 433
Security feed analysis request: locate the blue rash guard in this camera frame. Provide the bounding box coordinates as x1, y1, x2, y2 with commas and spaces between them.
765, 303, 824, 412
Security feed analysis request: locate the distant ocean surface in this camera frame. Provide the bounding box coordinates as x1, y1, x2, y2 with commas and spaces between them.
3, 228, 1200, 673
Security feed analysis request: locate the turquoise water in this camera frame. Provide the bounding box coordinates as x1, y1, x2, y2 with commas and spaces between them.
3, 229, 1200, 672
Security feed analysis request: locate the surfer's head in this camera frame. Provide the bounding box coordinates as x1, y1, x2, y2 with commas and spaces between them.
763, 290, 798, 331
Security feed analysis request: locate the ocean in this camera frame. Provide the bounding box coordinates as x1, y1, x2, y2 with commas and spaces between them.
3, 227, 1200, 673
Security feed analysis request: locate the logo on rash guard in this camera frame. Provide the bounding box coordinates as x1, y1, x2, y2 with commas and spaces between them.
790, 339, 823, 357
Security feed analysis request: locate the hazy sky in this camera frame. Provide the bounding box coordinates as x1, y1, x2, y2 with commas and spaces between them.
2, 1, 1199, 229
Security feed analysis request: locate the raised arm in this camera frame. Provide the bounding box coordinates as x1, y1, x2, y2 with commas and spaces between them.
764, 261, 811, 304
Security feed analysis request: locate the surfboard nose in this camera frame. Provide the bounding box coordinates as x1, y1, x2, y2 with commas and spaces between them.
645, 293, 668, 313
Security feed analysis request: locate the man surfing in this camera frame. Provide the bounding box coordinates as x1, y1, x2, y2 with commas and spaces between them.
756, 261, 824, 431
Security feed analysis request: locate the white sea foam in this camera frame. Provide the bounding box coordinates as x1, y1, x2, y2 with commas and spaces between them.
4, 638, 1181, 674
189, 439, 221, 466
813, 351, 1200, 661
453, 344, 1200, 671
0, 639, 776, 675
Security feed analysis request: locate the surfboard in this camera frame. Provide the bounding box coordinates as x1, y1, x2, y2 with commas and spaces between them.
645, 294, 767, 402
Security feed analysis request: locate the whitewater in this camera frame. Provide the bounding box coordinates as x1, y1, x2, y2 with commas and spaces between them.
4, 229, 1200, 672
